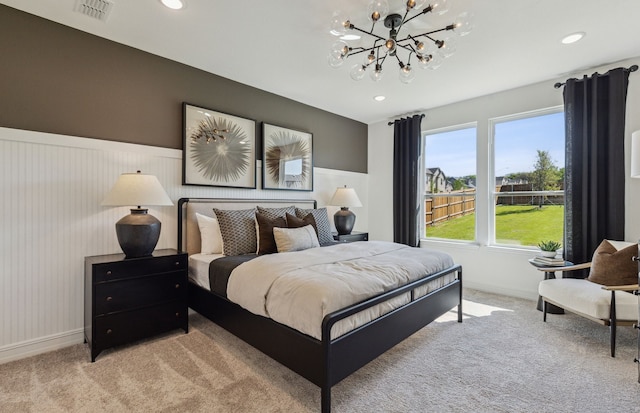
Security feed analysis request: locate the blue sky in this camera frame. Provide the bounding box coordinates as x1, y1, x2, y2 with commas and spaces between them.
424, 112, 565, 178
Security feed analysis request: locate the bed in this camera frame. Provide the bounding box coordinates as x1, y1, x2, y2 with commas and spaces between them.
177, 198, 462, 413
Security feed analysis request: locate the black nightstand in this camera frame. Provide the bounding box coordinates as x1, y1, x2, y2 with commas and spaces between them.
84, 249, 188, 361
333, 231, 368, 243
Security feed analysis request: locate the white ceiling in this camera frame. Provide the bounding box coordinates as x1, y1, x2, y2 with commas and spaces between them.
3, 0, 640, 125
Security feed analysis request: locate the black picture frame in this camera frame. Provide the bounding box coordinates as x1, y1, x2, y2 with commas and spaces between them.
182, 103, 256, 188
262, 122, 313, 191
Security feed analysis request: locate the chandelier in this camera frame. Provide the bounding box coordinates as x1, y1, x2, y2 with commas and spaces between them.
328, 0, 473, 83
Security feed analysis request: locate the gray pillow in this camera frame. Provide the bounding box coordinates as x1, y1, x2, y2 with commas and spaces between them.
256, 205, 296, 220
295, 207, 333, 245
213, 208, 257, 256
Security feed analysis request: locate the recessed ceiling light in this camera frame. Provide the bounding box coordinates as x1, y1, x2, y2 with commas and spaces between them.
161, 0, 184, 10
373, 95, 386, 102
561, 32, 585, 44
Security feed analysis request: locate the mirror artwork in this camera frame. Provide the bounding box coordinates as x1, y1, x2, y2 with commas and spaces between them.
262, 123, 313, 191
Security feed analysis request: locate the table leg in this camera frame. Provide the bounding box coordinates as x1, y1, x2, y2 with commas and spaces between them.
536, 270, 565, 314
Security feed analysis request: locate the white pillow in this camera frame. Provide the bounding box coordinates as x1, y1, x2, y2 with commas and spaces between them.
273, 225, 320, 253
196, 213, 223, 254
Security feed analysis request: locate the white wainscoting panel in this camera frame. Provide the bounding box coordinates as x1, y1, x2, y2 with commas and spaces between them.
0, 127, 368, 363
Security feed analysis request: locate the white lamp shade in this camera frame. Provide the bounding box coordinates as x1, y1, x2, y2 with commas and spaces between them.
102, 172, 173, 207
631, 130, 640, 178
330, 186, 362, 208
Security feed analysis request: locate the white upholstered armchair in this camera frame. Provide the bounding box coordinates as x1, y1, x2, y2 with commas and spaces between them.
538, 240, 639, 357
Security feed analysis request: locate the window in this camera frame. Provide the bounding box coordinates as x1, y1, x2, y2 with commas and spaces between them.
491, 109, 565, 247
423, 125, 477, 241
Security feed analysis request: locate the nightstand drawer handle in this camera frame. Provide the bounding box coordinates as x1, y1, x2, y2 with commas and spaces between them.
106, 296, 113, 302
175, 261, 180, 266
106, 329, 112, 335
106, 270, 112, 276
175, 283, 181, 289
175, 312, 180, 317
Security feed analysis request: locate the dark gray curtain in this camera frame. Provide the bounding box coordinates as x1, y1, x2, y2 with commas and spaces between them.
393, 114, 423, 246
563, 67, 630, 277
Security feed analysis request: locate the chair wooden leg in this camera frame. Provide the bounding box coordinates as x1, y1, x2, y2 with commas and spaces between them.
542, 299, 547, 322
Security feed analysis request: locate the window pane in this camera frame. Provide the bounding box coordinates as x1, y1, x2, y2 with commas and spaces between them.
424, 127, 476, 241
494, 111, 565, 247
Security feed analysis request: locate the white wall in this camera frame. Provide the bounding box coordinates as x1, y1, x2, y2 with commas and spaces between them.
368, 57, 640, 300
0, 127, 367, 363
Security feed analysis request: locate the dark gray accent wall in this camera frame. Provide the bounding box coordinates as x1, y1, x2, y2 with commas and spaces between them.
0, 5, 367, 173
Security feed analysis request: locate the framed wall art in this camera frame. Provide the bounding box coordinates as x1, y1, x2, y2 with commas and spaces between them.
183, 103, 256, 188
262, 123, 313, 191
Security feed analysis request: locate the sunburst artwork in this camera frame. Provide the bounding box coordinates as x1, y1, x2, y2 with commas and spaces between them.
183, 103, 256, 188
262, 123, 313, 191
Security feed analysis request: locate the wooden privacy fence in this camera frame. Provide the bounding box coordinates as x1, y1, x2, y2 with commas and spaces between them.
425, 189, 475, 226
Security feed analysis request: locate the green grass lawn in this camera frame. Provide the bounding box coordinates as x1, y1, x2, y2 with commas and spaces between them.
425, 205, 564, 246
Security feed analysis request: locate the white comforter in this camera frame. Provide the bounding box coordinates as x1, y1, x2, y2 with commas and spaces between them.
227, 240, 455, 340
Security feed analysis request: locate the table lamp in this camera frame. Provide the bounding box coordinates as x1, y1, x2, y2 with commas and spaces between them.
330, 186, 362, 235
102, 171, 173, 258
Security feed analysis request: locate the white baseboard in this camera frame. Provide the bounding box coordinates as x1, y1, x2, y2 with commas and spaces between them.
464, 280, 538, 302
0, 329, 85, 365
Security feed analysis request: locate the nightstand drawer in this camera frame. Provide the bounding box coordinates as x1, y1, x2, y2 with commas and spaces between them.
94, 254, 187, 283
94, 271, 187, 315
94, 300, 187, 349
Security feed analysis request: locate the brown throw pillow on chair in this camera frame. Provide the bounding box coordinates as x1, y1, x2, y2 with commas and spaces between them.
587, 240, 637, 286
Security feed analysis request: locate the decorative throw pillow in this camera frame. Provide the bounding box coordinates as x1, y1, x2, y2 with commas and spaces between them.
285, 212, 318, 236
587, 240, 638, 286
213, 208, 257, 256
256, 205, 296, 220
295, 207, 333, 245
255, 211, 287, 255
195, 213, 223, 254
273, 225, 320, 253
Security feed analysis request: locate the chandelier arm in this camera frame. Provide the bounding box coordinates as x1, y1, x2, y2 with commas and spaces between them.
395, 9, 411, 34
402, 5, 434, 26
350, 24, 387, 42
396, 26, 454, 44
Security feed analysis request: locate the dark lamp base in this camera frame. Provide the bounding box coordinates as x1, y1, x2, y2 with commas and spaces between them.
334, 207, 356, 235
115, 208, 161, 258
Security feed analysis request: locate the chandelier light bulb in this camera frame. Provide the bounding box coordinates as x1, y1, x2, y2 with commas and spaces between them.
385, 38, 397, 54
399, 64, 415, 84
367, 0, 389, 23
406, 0, 426, 11
427, 52, 443, 70
330, 13, 350, 36
432, 0, 450, 15
415, 40, 426, 54
417, 54, 432, 69
350, 64, 367, 81
453, 11, 475, 37
438, 36, 457, 58
370, 65, 384, 82
366, 51, 376, 64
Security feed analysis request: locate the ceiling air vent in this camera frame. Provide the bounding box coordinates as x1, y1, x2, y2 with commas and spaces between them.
74, 0, 114, 22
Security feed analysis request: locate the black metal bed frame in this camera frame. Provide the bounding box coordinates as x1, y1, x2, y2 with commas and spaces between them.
178, 198, 463, 412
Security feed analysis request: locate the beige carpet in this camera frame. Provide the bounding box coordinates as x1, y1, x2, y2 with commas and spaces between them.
1, 289, 638, 412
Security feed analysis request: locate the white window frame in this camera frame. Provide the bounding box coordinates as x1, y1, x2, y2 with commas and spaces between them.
421, 122, 478, 243
488, 106, 564, 248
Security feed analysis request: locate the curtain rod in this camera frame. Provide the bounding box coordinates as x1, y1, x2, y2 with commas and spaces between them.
553, 64, 638, 89
387, 113, 425, 126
